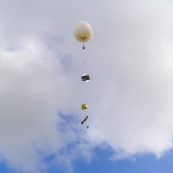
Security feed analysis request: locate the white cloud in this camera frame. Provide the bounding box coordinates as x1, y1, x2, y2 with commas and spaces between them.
0, 0, 173, 172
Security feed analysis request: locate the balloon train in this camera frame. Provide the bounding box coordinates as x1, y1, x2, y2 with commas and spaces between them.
73, 20, 93, 128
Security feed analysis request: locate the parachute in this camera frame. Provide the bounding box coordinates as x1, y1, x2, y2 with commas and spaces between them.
81, 74, 90, 82
73, 20, 93, 49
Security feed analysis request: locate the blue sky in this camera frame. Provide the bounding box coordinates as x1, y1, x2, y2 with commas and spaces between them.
1, 149, 173, 173
73, 149, 173, 173
0, 0, 173, 173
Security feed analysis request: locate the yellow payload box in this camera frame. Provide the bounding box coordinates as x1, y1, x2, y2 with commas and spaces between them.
81, 104, 88, 110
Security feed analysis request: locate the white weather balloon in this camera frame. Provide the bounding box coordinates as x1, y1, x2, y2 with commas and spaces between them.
73, 21, 93, 43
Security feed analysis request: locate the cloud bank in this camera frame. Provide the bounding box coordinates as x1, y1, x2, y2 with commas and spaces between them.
0, 0, 173, 172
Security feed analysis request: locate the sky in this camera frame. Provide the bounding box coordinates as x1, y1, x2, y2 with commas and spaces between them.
0, 0, 173, 172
